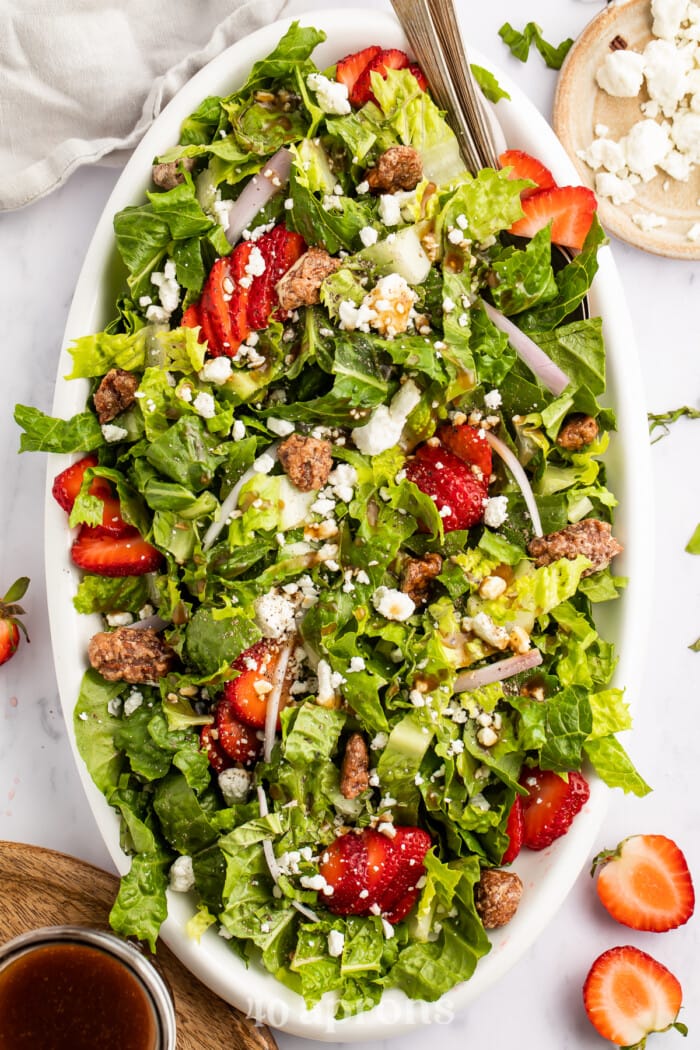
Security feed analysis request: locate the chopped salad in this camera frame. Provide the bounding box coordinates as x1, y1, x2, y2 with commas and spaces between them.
15, 23, 650, 1017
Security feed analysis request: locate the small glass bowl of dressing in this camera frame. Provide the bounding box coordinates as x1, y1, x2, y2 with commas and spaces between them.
0, 925, 177, 1050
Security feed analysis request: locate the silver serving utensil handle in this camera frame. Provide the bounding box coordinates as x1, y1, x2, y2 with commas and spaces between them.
390, 0, 500, 172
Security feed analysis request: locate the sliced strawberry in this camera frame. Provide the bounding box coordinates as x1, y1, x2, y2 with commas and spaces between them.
365, 828, 400, 905
407, 63, 429, 93
200, 724, 235, 774
508, 185, 597, 251
214, 698, 263, 767
583, 946, 685, 1048
336, 45, 381, 93
502, 795, 524, 865
247, 224, 306, 329
52, 455, 130, 535
499, 149, 556, 198
379, 826, 432, 921
319, 830, 370, 913
70, 526, 163, 578
229, 242, 254, 347
384, 889, 421, 924
200, 256, 238, 356
181, 302, 206, 343
593, 834, 695, 933
437, 424, 493, 485
406, 443, 488, 532
520, 766, 590, 850
223, 640, 288, 730
350, 48, 411, 107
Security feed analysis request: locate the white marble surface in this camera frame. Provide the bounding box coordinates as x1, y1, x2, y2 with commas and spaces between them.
1, 0, 699, 1046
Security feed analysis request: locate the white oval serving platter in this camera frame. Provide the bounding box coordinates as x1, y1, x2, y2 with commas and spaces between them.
45, 7, 653, 1041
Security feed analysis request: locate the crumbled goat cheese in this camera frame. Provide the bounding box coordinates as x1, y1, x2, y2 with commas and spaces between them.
352, 378, 421, 456
101, 423, 129, 443
150, 258, 181, 317
327, 930, 345, 957
300, 873, 334, 894
169, 855, 195, 893
192, 392, 216, 419
595, 172, 638, 205
106, 611, 134, 627
632, 211, 668, 231
595, 50, 646, 97
483, 389, 502, 410
267, 417, 295, 437
327, 463, 358, 502
306, 73, 351, 115
372, 586, 416, 622
483, 495, 509, 528
254, 591, 296, 639
232, 419, 246, 441
253, 452, 276, 475
378, 194, 402, 226
348, 656, 366, 673
123, 691, 144, 717
218, 767, 252, 805
199, 357, 232, 385
359, 226, 379, 247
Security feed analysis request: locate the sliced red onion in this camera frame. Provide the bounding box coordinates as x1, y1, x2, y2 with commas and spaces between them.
292, 900, 321, 923
481, 300, 570, 396
454, 648, 543, 693
225, 148, 293, 247
256, 785, 282, 884
202, 443, 279, 552
483, 429, 543, 537
263, 640, 293, 762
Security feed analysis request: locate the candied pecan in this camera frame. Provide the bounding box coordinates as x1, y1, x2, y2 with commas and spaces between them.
278, 433, 333, 492
276, 248, 341, 312
366, 146, 423, 194
340, 732, 370, 799
88, 627, 176, 685
93, 368, 139, 424
527, 518, 623, 576
151, 156, 195, 190
475, 869, 523, 929
609, 35, 628, 51
400, 553, 443, 607
556, 413, 599, 451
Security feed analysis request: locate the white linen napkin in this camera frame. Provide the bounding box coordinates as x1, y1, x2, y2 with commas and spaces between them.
0, 0, 288, 211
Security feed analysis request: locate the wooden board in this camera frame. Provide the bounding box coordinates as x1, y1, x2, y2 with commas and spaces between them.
0, 841, 277, 1050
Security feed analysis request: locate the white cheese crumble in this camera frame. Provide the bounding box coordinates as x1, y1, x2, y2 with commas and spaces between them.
595, 50, 646, 97
372, 586, 415, 622
352, 378, 422, 456
106, 611, 133, 627
199, 357, 232, 385
305, 73, 351, 115
192, 392, 216, 419
232, 419, 246, 441
483, 495, 509, 528
267, 417, 295, 437
218, 767, 252, 805
169, 855, 195, 893
327, 930, 345, 957
378, 194, 402, 226
348, 656, 366, 673
101, 423, 129, 443
123, 691, 144, 717
254, 591, 296, 639
359, 226, 379, 247
484, 389, 502, 411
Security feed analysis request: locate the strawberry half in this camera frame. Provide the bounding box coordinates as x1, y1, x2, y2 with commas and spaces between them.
319, 825, 431, 923
406, 443, 488, 532
499, 149, 556, 198
583, 946, 686, 1048
501, 795, 524, 865
223, 640, 289, 730
214, 698, 263, 767
200, 724, 235, 774
437, 423, 493, 485
52, 456, 130, 536
350, 48, 410, 107
70, 526, 163, 577
336, 45, 381, 94
247, 224, 306, 330
407, 63, 429, 93
593, 834, 695, 932
0, 577, 30, 667
508, 185, 597, 251
181, 302, 204, 340
520, 766, 590, 850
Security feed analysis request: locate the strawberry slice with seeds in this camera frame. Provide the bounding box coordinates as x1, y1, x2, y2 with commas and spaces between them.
53, 457, 132, 537
592, 834, 695, 932
214, 698, 263, 767
200, 724, 235, 774
350, 48, 410, 107
520, 766, 590, 850
223, 640, 288, 730
229, 242, 254, 348
508, 185, 597, 251
200, 255, 238, 356
407, 63, 429, 93
583, 946, 686, 1048
501, 795, 524, 865
378, 826, 432, 922
319, 830, 370, 914
406, 443, 488, 532
71, 526, 163, 577
336, 45, 381, 94
181, 302, 205, 342
499, 149, 556, 198
247, 224, 306, 329
437, 423, 493, 485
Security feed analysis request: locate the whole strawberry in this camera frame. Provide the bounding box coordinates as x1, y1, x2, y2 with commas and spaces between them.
0, 577, 30, 666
